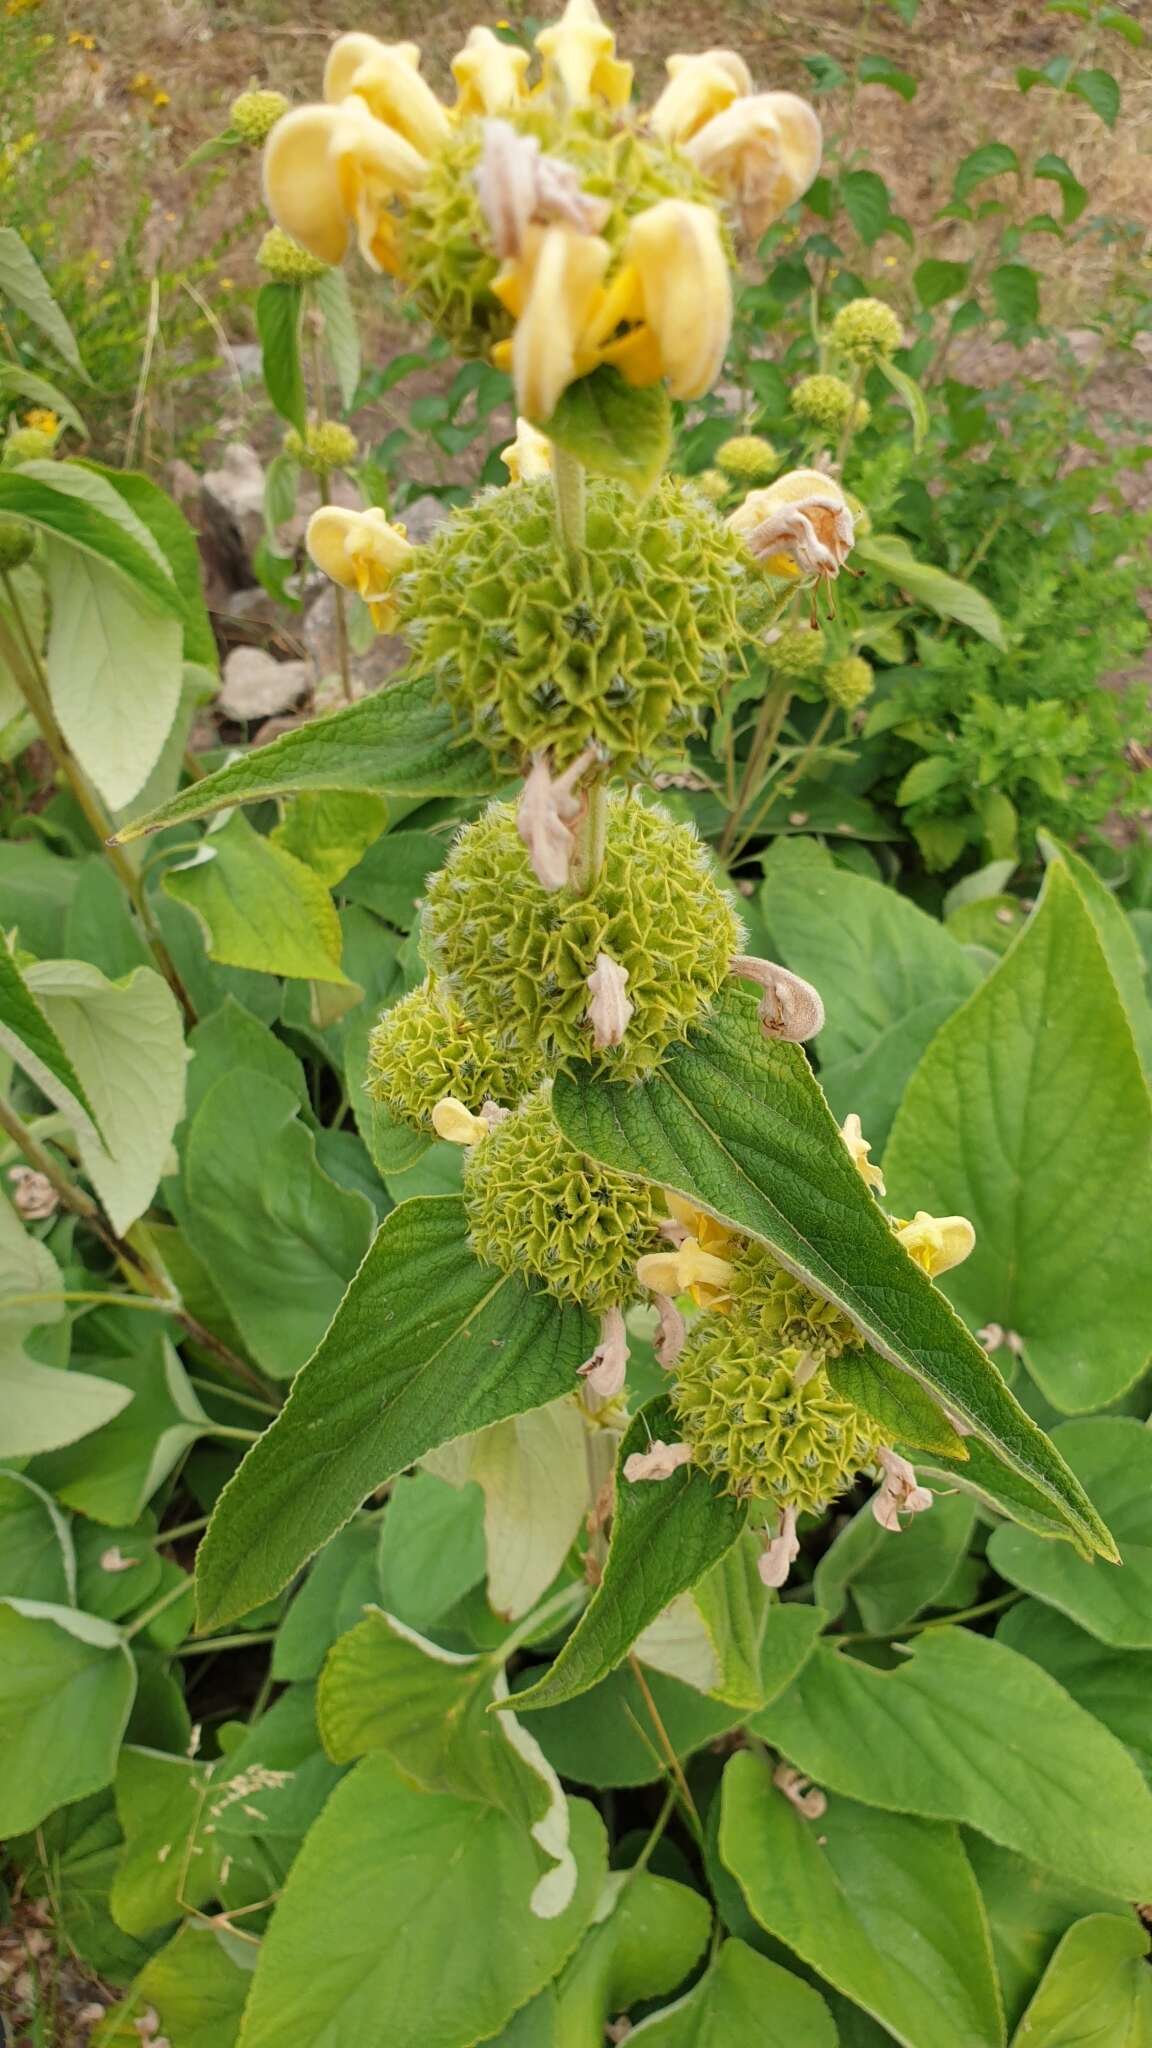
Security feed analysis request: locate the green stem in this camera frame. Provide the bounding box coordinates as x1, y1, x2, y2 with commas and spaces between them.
170, 1630, 277, 1657
122, 1574, 192, 1642
210, 1425, 261, 1444
730, 702, 839, 862
836, 1588, 1022, 1647
156, 1515, 211, 1545
719, 678, 793, 860
551, 444, 587, 563
189, 1376, 279, 1416
494, 1581, 586, 1664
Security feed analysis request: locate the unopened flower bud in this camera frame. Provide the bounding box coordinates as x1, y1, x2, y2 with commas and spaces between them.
840, 1112, 885, 1196
2, 428, 55, 468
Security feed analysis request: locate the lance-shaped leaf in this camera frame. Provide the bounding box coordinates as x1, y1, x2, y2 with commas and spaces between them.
114, 671, 501, 843
513, 1398, 748, 1715
0, 941, 102, 1137
553, 990, 1114, 1562
195, 1198, 595, 1631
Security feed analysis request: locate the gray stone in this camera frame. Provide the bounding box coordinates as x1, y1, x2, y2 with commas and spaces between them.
398, 492, 450, 544
200, 442, 267, 582
218, 646, 310, 721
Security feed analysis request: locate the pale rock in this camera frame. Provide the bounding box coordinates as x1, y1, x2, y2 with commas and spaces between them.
218, 646, 310, 721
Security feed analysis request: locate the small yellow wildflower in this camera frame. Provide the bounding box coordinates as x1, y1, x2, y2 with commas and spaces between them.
152, 90, 170, 109
22, 408, 59, 436
68, 29, 96, 47
129, 70, 153, 94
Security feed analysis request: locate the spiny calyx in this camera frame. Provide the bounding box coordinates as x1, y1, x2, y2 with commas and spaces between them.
367, 979, 543, 1131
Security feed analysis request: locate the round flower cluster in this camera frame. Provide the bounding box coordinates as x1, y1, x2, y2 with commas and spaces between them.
367, 979, 544, 1131
791, 373, 870, 436
768, 623, 825, 687
462, 1084, 663, 1307
2, 428, 55, 468
829, 296, 902, 365
399, 474, 771, 772
715, 434, 779, 485
0, 516, 35, 569
423, 793, 742, 1082
284, 421, 359, 470
257, 225, 330, 282
230, 89, 290, 145
824, 654, 874, 711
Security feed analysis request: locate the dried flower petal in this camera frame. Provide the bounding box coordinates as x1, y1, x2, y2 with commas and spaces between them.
476, 118, 607, 261
653, 1293, 687, 1368
758, 1504, 800, 1588
579, 1305, 630, 1400
516, 745, 598, 890
730, 953, 825, 1043
623, 1438, 693, 1483
872, 1446, 934, 1532
586, 951, 634, 1050
686, 91, 822, 239
773, 1760, 827, 1819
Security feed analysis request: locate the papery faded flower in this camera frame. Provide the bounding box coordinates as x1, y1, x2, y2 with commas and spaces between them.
323, 34, 451, 155
586, 952, 634, 1050
501, 417, 553, 484
431, 1095, 491, 1146
729, 469, 855, 585
580, 1305, 629, 1400
840, 1112, 885, 1197
758, 1504, 800, 1588
535, 0, 633, 110
648, 48, 752, 145
653, 1293, 687, 1368
8, 1165, 58, 1221
476, 118, 608, 262
516, 745, 597, 891
730, 954, 825, 1043
264, 95, 427, 271
872, 1446, 933, 1532
897, 1210, 976, 1278
452, 25, 532, 116
305, 505, 414, 629
623, 1438, 693, 1483
774, 1761, 827, 1819
685, 91, 822, 239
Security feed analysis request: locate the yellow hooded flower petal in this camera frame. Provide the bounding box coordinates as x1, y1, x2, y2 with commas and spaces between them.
648, 49, 752, 145
305, 506, 414, 609
263, 97, 427, 270
511, 223, 611, 421
323, 33, 450, 155
686, 90, 822, 240
623, 201, 732, 401
897, 1210, 977, 1278
535, 0, 633, 109
431, 1096, 490, 1146
452, 24, 531, 115
840, 1112, 886, 1197
500, 417, 553, 483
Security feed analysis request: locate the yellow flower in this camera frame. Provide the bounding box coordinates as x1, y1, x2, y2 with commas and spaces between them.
840, 1112, 885, 1196
648, 49, 752, 146
152, 90, 170, 109
500, 418, 552, 483
535, 0, 632, 109
263, 95, 427, 271
686, 91, 822, 240
129, 70, 152, 94
431, 1096, 490, 1146
896, 1211, 976, 1279
305, 505, 414, 629
452, 24, 531, 116
728, 468, 855, 584
493, 198, 730, 420
322, 34, 450, 156
68, 29, 96, 48
22, 407, 59, 436
637, 1194, 740, 1308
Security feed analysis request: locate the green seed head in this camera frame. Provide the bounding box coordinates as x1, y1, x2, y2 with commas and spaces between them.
423, 793, 743, 1083
0, 516, 35, 569
692, 468, 731, 505
829, 297, 903, 365
257, 225, 329, 282
823, 654, 874, 711
791, 373, 870, 435
400, 474, 770, 774
367, 979, 545, 1132
2, 428, 55, 468
400, 106, 722, 357
715, 435, 779, 485
230, 89, 290, 145
283, 420, 358, 470
463, 1084, 663, 1308
768, 623, 825, 683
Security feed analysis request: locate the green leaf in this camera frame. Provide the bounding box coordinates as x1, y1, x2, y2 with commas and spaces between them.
89, 464, 217, 672
0, 1470, 75, 1604
876, 357, 929, 450
997, 1599, 1152, 1770
44, 539, 184, 811
1012, 1915, 1152, 2045
0, 937, 101, 1132
180, 1070, 375, 1379
820, 997, 963, 1157
885, 861, 1152, 1412
0, 469, 184, 620
30, 1332, 210, 1525
164, 812, 350, 982
183, 994, 309, 1126
341, 827, 445, 929
545, 1869, 711, 2039
914, 258, 971, 308
116, 670, 499, 844
195, 1198, 595, 1629
826, 1346, 971, 1461
256, 282, 306, 434
953, 143, 1019, 201
237, 1755, 606, 2048
761, 855, 980, 1068
840, 169, 891, 245
990, 262, 1040, 330
1069, 66, 1120, 125
537, 364, 671, 495
0, 1601, 135, 1833
513, 1661, 744, 1791
718, 1752, 1004, 2048
424, 1398, 586, 1622
989, 1418, 1152, 1648
857, 53, 918, 98
756, 1628, 1152, 1896
0, 1357, 134, 1462
312, 268, 361, 409
1039, 834, 1152, 1077
272, 789, 388, 888
0, 364, 86, 435
0, 228, 86, 375
965, 1836, 1126, 2037
95, 1923, 255, 2048
21, 960, 186, 1236
1033, 152, 1089, 223
375, 1471, 487, 1632
553, 990, 1112, 1561
273, 1519, 382, 1682
512, 1398, 748, 1715
810, 1489, 975, 1631
630, 1938, 838, 2045
855, 533, 1005, 645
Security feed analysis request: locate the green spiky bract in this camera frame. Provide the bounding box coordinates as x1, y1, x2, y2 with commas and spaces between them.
367, 980, 545, 1132
463, 1085, 662, 1309
423, 794, 742, 1082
